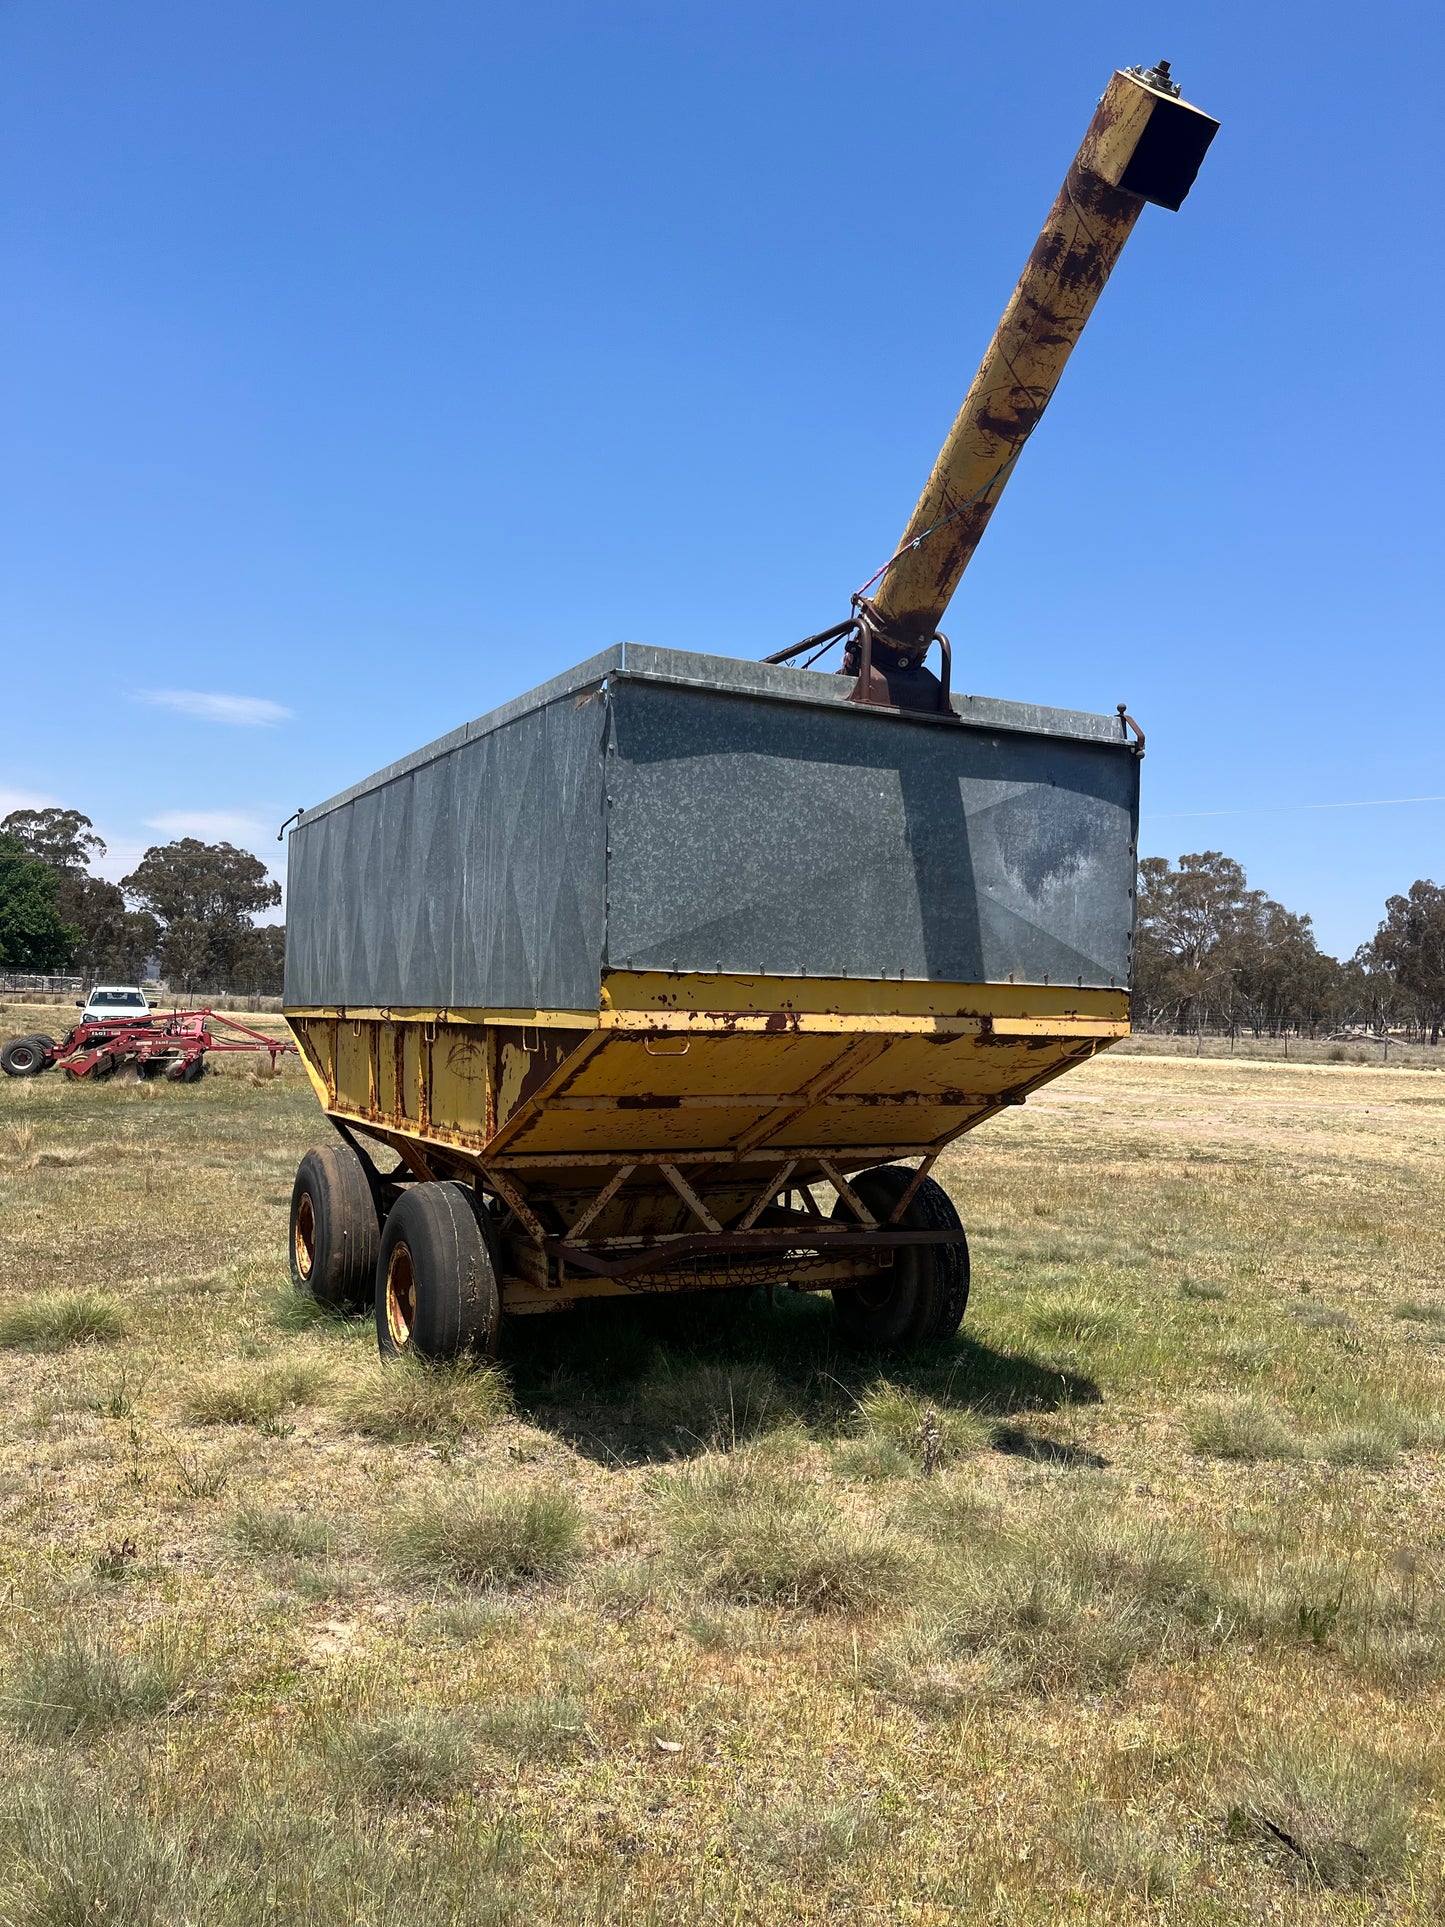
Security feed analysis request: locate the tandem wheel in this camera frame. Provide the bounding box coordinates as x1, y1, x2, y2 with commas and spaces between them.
289, 1141, 383, 1312
1, 1035, 53, 1078
830, 1165, 970, 1348
376, 1182, 501, 1363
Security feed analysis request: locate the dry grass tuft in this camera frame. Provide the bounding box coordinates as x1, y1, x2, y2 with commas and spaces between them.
1178, 1277, 1227, 1301
229, 1505, 341, 1561
1068, 1799, 1189, 1898
325, 1706, 475, 1802
734, 1795, 881, 1879
1394, 1300, 1445, 1329
1027, 1297, 1127, 1346
186, 1360, 328, 1430
1188, 1396, 1304, 1462
475, 1691, 589, 1760
632, 1357, 790, 1445
0, 1291, 126, 1351
657, 1456, 914, 1612
1222, 1736, 1414, 1890
386, 1485, 583, 1589
852, 1380, 989, 1471
0, 1632, 188, 1742
0, 1775, 199, 1922
340, 1357, 512, 1442
875, 1504, 1221, 1701
1319, 1425, 1401, 1469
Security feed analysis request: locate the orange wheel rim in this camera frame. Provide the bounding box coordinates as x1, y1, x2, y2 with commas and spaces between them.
385, 1244, 416, 1349
294, 1193, 316, 1280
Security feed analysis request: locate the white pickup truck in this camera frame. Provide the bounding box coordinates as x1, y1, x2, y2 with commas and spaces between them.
78, 986, 152, 1026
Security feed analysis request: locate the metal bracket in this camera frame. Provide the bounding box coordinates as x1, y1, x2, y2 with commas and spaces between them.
658, 1162, 722, 1233
817, 1157, 879, 1229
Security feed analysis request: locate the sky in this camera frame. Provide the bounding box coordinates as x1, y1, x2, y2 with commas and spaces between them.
1, 0, 1440, 960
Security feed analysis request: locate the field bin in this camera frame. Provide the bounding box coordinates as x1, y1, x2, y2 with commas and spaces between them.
284, 644, 1138, 1349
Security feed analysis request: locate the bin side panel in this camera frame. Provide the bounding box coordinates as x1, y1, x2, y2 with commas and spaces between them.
284, 693, 608, 1010
604, 683, 1136, 988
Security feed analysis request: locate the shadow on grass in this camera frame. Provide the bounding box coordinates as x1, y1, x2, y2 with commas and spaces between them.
503, 1289, 1100, 1466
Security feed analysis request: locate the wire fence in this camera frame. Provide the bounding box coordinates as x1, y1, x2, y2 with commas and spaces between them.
1117, 1030, 1442, 1070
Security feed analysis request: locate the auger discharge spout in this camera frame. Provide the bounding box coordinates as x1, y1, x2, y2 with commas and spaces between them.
838, 62, 1217, 709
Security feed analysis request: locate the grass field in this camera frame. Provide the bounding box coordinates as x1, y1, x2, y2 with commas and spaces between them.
1, 996, 1443, 1924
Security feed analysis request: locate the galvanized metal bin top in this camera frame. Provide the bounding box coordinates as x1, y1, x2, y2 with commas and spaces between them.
284, 646, 1139, 1010
297, 644, 1138, 825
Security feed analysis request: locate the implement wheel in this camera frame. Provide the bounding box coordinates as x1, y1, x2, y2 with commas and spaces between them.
1, 1036, 52, 1078
290, 1142, 382, 1311
830, 1165, 970, 1348
376, 1182, 500, 1363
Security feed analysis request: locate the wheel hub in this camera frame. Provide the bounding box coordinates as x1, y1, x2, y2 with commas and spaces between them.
385, 1243, 417, 1350
293, 1193, 316, 1280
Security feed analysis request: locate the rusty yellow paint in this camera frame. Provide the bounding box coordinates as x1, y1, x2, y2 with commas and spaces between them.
600, 970, 1126, 1025
286, 969, 1126, 1179
872, 68, 1217, 646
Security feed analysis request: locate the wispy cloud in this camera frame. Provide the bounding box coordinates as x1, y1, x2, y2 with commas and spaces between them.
144, 810, 269, 843
139, 690, 294, 727
0, 785, 60, 818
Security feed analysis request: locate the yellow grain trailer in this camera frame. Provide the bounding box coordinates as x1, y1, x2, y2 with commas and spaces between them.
284, 64, 1216, 1356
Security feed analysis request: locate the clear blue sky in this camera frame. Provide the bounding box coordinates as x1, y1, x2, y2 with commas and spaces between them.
2, 1, 1440, 960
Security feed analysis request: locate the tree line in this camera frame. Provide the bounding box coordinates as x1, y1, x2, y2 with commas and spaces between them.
4, 808, 1440, 1032
1135, 851, 1445, 1044
0, 807, 284, 995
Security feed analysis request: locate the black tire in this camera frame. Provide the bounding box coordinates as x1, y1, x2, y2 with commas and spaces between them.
830, 1165, 970, 1348
290, 1142, 383, 1311
1, 1035, 51, 1078
376, 1182, 501, 1362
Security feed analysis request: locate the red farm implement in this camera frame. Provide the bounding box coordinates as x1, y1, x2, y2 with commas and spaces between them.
0, 1010, 296, 1083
